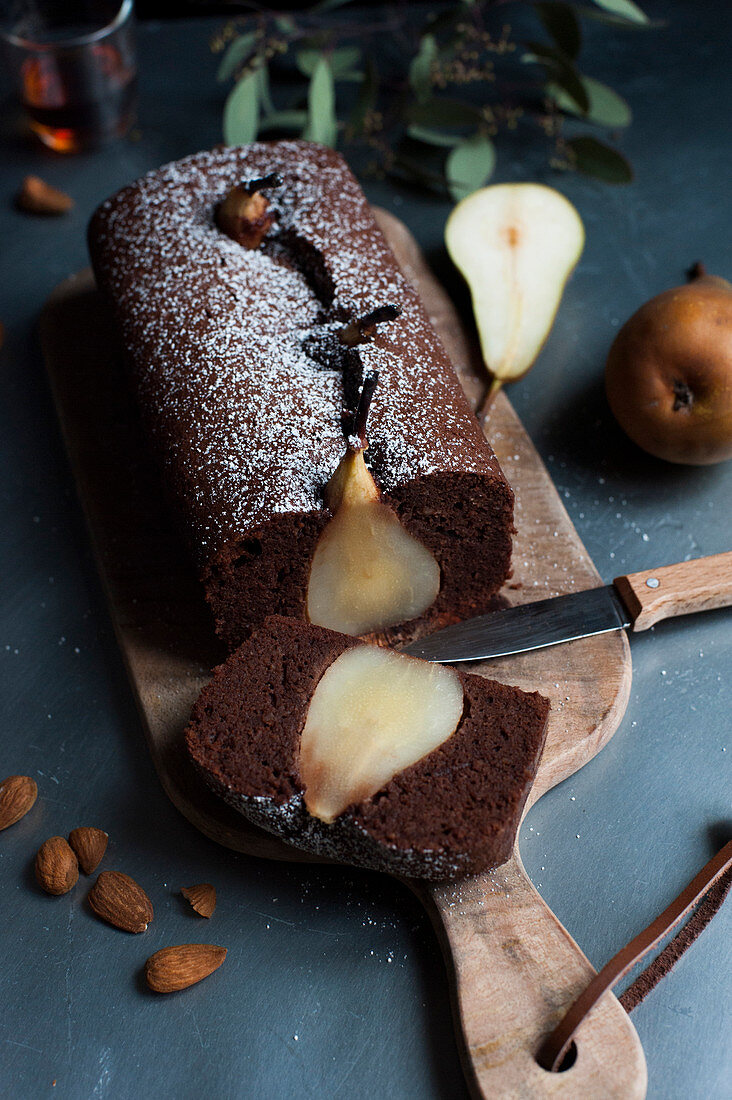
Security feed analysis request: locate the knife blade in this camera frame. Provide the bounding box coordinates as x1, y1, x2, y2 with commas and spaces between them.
401, 552, 732, 663
402, 586, 631, 663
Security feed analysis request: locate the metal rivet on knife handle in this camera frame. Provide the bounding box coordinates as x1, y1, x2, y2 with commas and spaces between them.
613, 550, 732, 631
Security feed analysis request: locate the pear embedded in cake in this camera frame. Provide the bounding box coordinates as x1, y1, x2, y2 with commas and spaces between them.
299, 644, 464, 824
306, 447, 440, 636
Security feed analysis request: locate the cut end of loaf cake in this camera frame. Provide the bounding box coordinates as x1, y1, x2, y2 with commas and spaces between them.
88, 142, 515, 651
185, 616, 549, 880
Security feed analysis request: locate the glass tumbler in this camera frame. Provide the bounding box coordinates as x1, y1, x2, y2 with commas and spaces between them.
1, 0, 137, 153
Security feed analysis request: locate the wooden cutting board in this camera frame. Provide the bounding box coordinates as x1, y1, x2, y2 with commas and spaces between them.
40, 208, 646, 1099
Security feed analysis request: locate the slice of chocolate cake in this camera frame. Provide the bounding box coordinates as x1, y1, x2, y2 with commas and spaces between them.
185, 617, 550, 880
88, 141, 514, 650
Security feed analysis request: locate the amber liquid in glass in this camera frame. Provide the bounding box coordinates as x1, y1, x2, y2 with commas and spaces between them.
21, 39, 136, 152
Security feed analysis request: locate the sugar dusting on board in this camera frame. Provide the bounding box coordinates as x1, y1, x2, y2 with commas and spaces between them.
90, 142, 499, 559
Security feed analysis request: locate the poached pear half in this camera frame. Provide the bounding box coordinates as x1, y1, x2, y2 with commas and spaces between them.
445, 183, 584, 407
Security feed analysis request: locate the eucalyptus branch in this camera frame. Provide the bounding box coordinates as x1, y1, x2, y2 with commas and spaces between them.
217, 0, 652, 195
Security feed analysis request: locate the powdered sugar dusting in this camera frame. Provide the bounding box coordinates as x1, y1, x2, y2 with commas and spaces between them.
90, 142, 499, 560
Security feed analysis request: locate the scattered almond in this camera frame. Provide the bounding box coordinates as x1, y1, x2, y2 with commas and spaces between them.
35, 836, 79, 895
144, 944, 227, 993
69, 826, 108, 875
16, 175, 74, 216
88, 870, 153, 933
0, 775, 38, 831
181, 883, 216, 919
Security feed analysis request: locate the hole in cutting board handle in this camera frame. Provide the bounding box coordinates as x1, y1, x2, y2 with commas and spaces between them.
535, 1040, 577, 1073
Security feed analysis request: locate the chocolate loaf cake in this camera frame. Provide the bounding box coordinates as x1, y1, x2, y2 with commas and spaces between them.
88, 142, 514, 649
186, 617, 550, 880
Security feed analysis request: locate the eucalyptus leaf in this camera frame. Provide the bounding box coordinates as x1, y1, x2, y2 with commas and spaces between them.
311, 0, 357, 11
590, 0, 649, 25
257, 63, 275, 116
534, 3, 581, 59
547, 76, 632, 127
302, 57, 337, 147
525, 42, 589, 112
446, 134, 496, 201
409, 34, 437, 105
217, 31, 258, 84
260, 110, 308, 130
408, 97, 485, 129
223, 70, 260, 145
574, 5, 659, 28
297, 46, 361, 79
407, 125, 462, 148
567, 135, 633, 182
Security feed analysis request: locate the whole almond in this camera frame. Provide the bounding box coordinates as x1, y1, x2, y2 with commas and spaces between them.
145, 944, 227, 993
181, 883, 216, 919
35, 836, 79, 895
69, 826, 108, 875
0, 775, 37, 830
88, 870, 153, 932
16, 175, 74, 216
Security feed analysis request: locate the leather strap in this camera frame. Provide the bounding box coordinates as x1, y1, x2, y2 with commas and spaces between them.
536, 839, 732, 1072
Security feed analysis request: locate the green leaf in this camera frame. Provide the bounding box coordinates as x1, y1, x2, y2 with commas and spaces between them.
525, 42, 589, 112
223, 70, 260, 145
296, 46, 361, 79
257, 63, 274, 116
589, 0, 649, 25
407, 125, 462, 148
446, 134, 496, 201
310, 0, 357, 11
409, 34, 438, 105
573, 5, 659, 27
534, 3, 581, 59
330, 46, 361, 78
407, 97, 485, 129
217, 31, 258, 84
302, 58, 337, 147
547, 76, 631, 127
567, 136, 633, 182
260, 110, 308, 131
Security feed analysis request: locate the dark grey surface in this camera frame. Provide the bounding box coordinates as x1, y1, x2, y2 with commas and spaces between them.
0, 6, 730, 1099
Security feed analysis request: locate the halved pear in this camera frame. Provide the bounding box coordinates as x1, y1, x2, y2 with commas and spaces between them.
306, 447, 440, 636
299, 645, 464, 823
445, 183, 584, 405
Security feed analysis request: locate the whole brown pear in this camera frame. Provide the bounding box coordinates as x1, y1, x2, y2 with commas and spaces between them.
605, 270, 732, 465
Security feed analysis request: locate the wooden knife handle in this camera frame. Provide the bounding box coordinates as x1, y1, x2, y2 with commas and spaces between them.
422, 852, 646, 1098
614, 551, 732, 631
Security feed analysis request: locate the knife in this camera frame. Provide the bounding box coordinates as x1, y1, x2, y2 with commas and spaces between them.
402, 551, 732, 663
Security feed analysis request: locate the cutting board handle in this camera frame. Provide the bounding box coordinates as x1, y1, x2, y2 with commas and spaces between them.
423, 852, 647, 1098
614, 550, 732, 631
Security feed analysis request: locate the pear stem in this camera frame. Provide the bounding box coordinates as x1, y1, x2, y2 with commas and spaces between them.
477, 375, 503, 422
352, 371, 379, 447
338, 304, 402, 347
243, 171, 284, 195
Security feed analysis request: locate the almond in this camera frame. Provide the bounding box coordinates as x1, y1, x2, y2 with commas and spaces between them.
88, 870, 153, 932
144, 944, 227, 993
0, 775, 37, 830
181, 883, 216, 918
35, 836, 79, 895
69, 826, 108, 875
16, 175, 74, 216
